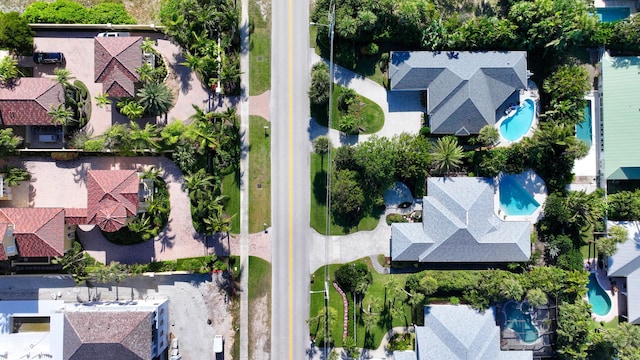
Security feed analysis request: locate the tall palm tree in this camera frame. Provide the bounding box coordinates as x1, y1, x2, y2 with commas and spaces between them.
48, 104, 75, 125
53, 68, 74, 86
0, 55, 21, 86
430, 136, 464, 175
141, 37, 155, 54
137, 82, 174, 116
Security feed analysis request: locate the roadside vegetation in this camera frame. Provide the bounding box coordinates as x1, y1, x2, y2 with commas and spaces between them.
248, 0, 270, 95
248, 256, 271, 359
22, 0, 136, 24
309, 0, 640, 357
249, 116, 271, 233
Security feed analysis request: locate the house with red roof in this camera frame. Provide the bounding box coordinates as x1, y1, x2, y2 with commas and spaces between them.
86, 169, 143, 232
94, 36, 143, 98
0, 78, 65, 126
0, 207, 70, 264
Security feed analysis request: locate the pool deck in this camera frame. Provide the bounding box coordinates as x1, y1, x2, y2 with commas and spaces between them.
593, 0, 638, 12
494, 170, 547, 223
585, 258, 619, 323
496, 81, 540, 147
570, 93, 599, 194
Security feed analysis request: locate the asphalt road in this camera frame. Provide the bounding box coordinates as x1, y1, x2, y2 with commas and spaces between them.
270, 0, 312, 358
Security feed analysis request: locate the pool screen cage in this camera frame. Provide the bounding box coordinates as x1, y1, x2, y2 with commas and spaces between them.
498, 302, 557, 357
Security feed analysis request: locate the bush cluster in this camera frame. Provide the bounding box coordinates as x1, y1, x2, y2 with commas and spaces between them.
22, 0, 136, 24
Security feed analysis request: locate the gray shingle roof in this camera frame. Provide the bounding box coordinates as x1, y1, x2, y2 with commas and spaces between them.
416, 305, 533, 360
393, 351, 418, 360
388, 51, 527, 135
608, 221, 640, 323
391, 177, 531, 263
63, 311, 152, 360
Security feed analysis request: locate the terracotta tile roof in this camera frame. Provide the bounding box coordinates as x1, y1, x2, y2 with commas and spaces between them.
63, 311, 152, 360
0, 207, 65, 257
94, 37, 142, 98
64, 208, 87, 225
0, 78, 65, 125
86, 170, 139, 232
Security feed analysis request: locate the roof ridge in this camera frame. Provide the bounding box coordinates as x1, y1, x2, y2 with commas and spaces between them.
35, 81, 60, 112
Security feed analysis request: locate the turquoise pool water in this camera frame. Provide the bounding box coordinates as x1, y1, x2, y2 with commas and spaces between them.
499, 175, 540, 216
504, 301, 539, 343
499, 99, 535, 142
596, 7, 630, 22
576, 100, 592, 149
587, 273, 612, 316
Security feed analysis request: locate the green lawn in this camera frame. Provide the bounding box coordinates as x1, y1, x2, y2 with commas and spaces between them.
309, 258, 412, 349
310, 153, 381, 235
312, 84, 384, 134
222, 169, 241, 234
249, 0, 271, 95
249, 116, 271, 233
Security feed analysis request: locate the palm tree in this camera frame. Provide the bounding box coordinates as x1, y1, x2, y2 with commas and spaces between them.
141, 37, 155, 54
137, 82, 174, 116
53, 68, 74, 86
120, 101, 145, 120
48, 104, 75, 125
136, 63, 156, 84
184, 169, 216, 201
430, 136, 464, 175
0, 55, 21, 86
94, 92, 110, 108
130, 122, 160, 151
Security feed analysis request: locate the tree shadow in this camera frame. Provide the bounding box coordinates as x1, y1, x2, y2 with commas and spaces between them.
313, 170, 327, 205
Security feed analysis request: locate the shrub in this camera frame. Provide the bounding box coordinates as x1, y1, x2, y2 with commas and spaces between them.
0, 12, 34, 55
449, 296, 460, 305
419, 126, 431, 137
365, 42, 379, 55
386, 213, 408, 225
83, 139, 105, 151
23, 0, 135, 24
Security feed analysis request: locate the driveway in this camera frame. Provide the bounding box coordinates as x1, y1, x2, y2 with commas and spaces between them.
12, 156, 207, 264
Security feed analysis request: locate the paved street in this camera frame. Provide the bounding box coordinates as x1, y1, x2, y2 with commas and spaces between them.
270, 0, 312, 358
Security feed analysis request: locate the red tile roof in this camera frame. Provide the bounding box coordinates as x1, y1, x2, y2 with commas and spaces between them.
64, 208, 87, 225
0, 78, 65, 125
94, 37, 142, 98
0, 222, 7, 260
86, 170, 139, 232
0, 207, 65, 257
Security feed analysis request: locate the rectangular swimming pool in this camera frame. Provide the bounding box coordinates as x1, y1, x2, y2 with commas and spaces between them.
576, 100, 592, 149
596, 7, 631, 22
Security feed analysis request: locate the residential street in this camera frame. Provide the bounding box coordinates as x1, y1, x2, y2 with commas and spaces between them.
270, 0, 312, 358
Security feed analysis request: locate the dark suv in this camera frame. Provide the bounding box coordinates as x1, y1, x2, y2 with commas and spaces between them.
33, 52, 65, 64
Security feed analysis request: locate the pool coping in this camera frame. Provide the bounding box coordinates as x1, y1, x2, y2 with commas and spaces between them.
494, 170, 547, 223
495, 88, 540, 147
585, 260, 619, 323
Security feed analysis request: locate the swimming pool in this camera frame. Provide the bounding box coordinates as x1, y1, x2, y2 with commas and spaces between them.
499, 99, 535, 142
499, 175, 540, 216
587, 272, 612, 316
576, 100, 592, 149
504, 301, 539, 343
596, 7, 630, 22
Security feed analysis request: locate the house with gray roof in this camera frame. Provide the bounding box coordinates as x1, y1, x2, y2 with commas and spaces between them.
608, 221, 640, 324
388, 51, 528, 135
394, 305, 533, 360
391, 177, 531, 264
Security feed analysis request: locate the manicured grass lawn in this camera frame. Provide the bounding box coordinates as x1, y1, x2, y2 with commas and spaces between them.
249, 29, 271, 95
309, 258, 412, 349
309, 153, 381, 235
249, 116, 271, 233
312, 84, 384, 134
249, 0, 271, 95
222, 169, 241, 234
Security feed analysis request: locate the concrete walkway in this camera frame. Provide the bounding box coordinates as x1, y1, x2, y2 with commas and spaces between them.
308, 52, 422, 147
239, 0, 251, 357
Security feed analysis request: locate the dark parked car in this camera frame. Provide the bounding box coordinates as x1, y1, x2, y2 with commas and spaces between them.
33, 52, 65, 64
